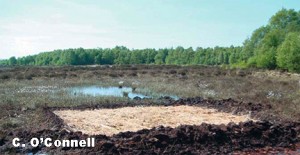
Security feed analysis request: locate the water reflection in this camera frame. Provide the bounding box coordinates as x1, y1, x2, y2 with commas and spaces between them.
69, 86, 152, 99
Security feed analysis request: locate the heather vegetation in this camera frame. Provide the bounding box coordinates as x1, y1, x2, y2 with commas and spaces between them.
1, 9, 300, 72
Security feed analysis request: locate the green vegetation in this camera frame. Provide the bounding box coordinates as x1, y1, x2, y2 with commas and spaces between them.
1, 9, 300, 72
242, 9, 300, 72
0, 46, 243, 66
277, 32, 300, 72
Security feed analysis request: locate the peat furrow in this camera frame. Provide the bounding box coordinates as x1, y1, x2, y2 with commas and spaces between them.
48, 97, 272, 116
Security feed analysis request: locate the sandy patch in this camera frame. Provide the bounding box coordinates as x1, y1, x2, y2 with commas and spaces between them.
54, 105, 253, 135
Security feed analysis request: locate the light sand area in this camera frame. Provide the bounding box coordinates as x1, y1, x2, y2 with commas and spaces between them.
54, 105, 253, 136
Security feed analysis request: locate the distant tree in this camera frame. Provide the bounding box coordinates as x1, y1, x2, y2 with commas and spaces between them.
94, 52, 102, 64
256, 46, 277, 69
229, 51, 237, 64
8, 56, 17, 65
253, 29, 285, 69
101, 50, 114, 64
242, 26, 270, 61
130, 51, 143, 64
269, 8, 298, 29
145, 49, 157, 64
217, 51, 224, 65
154, 49, 168, 64
277, 32, 300, 72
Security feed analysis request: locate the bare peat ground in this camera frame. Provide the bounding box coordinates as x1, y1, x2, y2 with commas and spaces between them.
0, 97, 299, 154
54, 105, 253, 136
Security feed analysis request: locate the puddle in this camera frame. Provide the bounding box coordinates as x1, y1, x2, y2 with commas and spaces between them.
68, 86, 178, 99
15, 85, 179, 100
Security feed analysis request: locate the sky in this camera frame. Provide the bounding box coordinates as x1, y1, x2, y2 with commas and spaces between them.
0, 0, 300, 59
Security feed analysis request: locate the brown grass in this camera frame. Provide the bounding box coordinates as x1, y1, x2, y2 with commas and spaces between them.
54, 105, 253, 135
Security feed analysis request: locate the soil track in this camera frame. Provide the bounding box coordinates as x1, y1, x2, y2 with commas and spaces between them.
0, 97, 299, 154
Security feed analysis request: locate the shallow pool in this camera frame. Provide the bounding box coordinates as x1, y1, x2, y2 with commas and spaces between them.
68, 86, 178, 99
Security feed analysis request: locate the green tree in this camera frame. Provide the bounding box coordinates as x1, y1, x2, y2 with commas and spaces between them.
277, 32, 300, 72
270, 8, 298, 29
101, 50, 114, 64
242, 26, 270, 61
256, 46, 277, 69
8, 56, 17, 65
154, 49, 168, 64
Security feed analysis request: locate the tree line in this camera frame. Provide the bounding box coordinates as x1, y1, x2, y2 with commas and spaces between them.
1, 9, 300, 72
0, 46, 243, 66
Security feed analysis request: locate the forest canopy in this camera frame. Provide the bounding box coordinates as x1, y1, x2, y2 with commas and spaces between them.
1, 9, 300, 72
